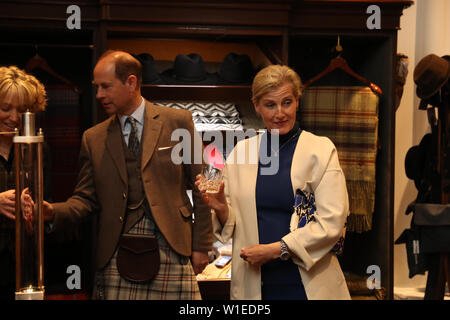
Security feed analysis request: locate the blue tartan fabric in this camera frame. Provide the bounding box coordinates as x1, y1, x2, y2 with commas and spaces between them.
93, 213, 201, 300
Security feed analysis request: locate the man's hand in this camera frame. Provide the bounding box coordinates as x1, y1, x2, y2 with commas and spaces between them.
43, 201, 54, 222
191, 251, 209, 275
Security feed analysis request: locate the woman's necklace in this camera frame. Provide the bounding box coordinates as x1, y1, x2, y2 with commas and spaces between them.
270, 128, 301, 157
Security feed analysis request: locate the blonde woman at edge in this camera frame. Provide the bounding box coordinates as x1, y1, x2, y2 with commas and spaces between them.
196, 65, 350, 300
0, 66, 47, 299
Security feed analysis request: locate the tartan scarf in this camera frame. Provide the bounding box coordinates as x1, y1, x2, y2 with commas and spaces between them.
300, 86, 379, 233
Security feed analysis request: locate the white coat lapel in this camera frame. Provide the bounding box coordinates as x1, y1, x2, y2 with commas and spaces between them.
233, 134, 262, 245
291, 130, 309, 195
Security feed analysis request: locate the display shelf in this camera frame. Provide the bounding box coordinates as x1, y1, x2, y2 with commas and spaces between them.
142, 84, 252, 102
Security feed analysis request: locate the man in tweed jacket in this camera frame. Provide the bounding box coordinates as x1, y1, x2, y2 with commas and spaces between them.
45, 50, 212, 299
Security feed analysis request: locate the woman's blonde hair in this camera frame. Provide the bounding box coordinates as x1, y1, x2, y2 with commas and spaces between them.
252, 64, 302, 104
0, 66, 47, 113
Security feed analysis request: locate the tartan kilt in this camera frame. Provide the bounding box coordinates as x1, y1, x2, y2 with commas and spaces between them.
93, 213, 201, 300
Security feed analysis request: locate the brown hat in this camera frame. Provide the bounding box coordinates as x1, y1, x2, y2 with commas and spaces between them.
414, 54, 450, 99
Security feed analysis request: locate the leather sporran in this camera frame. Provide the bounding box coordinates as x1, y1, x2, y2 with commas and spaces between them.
116, 234, 160, 283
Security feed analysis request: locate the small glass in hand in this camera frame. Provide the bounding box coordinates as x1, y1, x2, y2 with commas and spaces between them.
199, 164, 223, 194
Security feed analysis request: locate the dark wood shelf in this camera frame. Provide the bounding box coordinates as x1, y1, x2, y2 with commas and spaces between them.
141, 84, 252, 102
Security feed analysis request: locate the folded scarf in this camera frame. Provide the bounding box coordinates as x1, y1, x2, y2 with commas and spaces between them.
300, 86, 379, 233
155, 101, 240, 117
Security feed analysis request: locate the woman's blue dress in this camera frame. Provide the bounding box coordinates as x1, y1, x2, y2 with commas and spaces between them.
255, 123, 307, 300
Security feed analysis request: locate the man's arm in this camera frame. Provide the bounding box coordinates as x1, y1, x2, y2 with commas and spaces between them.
44, 132, 99, 242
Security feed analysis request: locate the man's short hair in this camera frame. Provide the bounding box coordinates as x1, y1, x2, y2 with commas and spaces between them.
99, 50, 143, 87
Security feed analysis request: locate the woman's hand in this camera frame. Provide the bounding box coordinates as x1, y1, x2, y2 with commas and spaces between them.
195, 174, 229, 225
0, 189, 15, 220
240, 242, 281, 267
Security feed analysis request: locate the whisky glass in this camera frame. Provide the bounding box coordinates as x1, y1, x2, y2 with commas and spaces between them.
199, 164, 223, 194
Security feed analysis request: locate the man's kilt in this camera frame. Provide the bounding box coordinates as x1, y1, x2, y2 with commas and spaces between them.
93, 212, 201, 300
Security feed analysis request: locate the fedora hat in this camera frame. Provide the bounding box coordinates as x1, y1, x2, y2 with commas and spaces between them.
216, 53, 255, 85
132, 53, 164, 84
161, 53, 217, 85
414, 54, 450, 99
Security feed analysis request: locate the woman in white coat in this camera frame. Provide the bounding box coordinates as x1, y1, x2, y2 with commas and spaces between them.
196, 65, 350, 300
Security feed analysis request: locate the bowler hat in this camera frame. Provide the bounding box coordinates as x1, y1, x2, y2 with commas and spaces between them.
161, 53, 217, 85
404, 133, 432, 192
132, 53, 164, 84
414, 54, 450, 99
418, 55, 450, 109
216, 53, 255, 85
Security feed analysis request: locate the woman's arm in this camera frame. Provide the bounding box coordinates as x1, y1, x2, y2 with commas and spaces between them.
282, 147, 349, 271
195, 177, 229, 225
239, 242, 282, 267
194, 165, 235, 243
